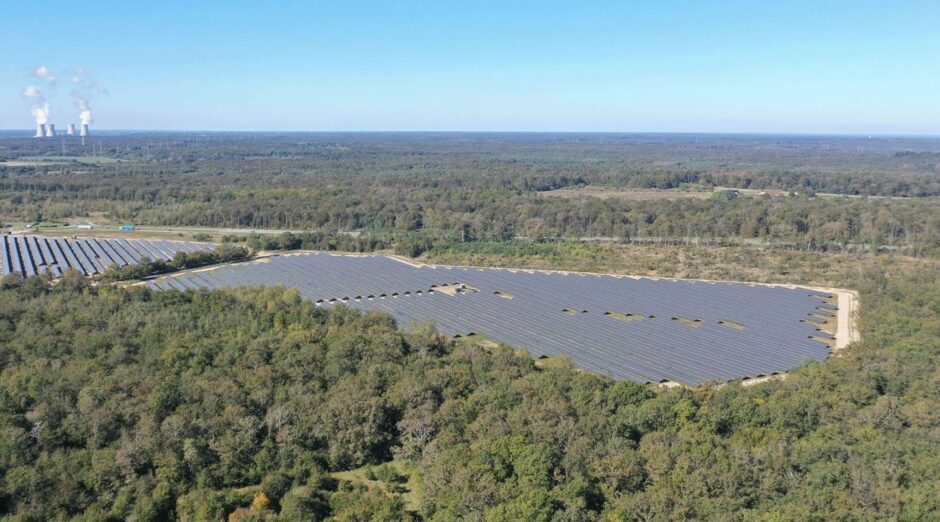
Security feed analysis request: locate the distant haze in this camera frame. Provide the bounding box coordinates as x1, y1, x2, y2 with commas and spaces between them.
1, 0, 939, 134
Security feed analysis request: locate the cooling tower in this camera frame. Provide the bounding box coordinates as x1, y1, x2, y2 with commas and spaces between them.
45, 124, 56, 137
80, 123, 89, 137
35, 123, 46, 138
67, 124, 76, 136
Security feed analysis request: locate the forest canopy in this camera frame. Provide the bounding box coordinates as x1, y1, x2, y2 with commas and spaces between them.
0, 256, 937, 520
2, 134, 939, 255
1, 133, 938, 520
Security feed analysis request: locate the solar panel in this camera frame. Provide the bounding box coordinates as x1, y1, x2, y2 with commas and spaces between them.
15, 237, 36, 277
9, 235, 213, 279
152, 253, 839, 385
2, 237, 839, 385
0, 236, 13, 276
9, 237, 25, 275
53, 239, 83, 273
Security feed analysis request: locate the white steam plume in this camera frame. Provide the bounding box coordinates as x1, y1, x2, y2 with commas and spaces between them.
33, 66, 57, 86
22, 85, 50, 124
79, 100, 92, 125
68, 68, 108, 126
22, 65, 57, 124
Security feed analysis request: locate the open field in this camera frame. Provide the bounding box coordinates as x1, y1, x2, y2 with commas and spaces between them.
538, 186, 714, 201
0, 156, 122, 167
27, 227, 215, 242
3, 217, 310, 242
0, 160, 72, 167
539, 185, 931, 202
331, 460, 422, 512
422, 240, 936, 287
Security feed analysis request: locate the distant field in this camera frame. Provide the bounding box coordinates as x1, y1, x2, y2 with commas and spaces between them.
0, 156, 122, 167
0, 160, 71, 167
538, 185, 922, 201
539, 186, 713, 200
29, 228, 201, 242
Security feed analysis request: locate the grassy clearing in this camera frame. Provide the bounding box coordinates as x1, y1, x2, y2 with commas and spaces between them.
673, 317, 703, 327
535, 355, 576, 371
454, 333, 502, 349
33, 221, 71, 229
538, 186, 713, 201
331, 460, 422, 511
423, 240, 937, 288
809, 335, 834, 348
718, 319, 746, 330
605, 310, 644, 323
18, 155, 123, 165
813, 315, 838, 335
0, 161, 69, 167
1, 221, 71, 231
29, 227, 206, 242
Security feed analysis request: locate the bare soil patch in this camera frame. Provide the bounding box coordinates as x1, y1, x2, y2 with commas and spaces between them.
538, 186, 712, 201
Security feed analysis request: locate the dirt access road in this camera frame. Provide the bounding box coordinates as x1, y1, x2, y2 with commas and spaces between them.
831, 287, 860, 350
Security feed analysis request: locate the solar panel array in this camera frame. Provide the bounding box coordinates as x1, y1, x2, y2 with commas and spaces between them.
146, 253, 837, 385
0, 235, 214, 278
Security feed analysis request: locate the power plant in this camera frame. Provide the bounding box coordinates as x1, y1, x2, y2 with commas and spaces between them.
24, 65, 103, 144
33, 121, 90, 141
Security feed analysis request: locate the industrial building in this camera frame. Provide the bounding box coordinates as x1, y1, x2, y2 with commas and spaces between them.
34, 122, 90, 140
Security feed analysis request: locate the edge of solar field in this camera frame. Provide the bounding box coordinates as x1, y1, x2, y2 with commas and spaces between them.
135, 251, 857, 387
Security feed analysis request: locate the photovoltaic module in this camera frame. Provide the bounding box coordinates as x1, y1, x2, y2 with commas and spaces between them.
146, 253, 837, 385
0, 235, 214, 278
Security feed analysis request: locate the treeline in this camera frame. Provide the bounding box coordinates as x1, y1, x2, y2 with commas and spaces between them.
226, 231, 390, 254
0, 257, 937, 520
2, 134, 940, 253
229, 230, 435, 258
3, 133, 940, 195
98, 244, 250, 281
221, 230, 434, 259
2, 175, 939, 254
212, 195, 939, 255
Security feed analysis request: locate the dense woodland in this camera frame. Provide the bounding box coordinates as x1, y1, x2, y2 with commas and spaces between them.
1, 134, 939, 254
0, 255, 937, 520
0, 133, 938, 520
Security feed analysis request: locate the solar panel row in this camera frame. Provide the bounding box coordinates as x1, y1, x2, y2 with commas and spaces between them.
148, 253, 838, 385
0, 235, 214, 278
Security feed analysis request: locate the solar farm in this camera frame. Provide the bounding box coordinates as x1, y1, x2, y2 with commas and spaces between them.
0, 234, 214, 277
144, 252, 838, 385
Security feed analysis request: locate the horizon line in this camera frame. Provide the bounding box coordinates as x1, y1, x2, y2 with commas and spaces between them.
2, 129, 940, 139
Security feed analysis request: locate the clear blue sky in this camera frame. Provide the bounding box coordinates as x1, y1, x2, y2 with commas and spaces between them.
2, 0, 938, 133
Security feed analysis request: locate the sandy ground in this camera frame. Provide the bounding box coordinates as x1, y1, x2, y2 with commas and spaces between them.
739, 288, 858, 388
828, 287, 860, 350
0, 161, 70, 167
